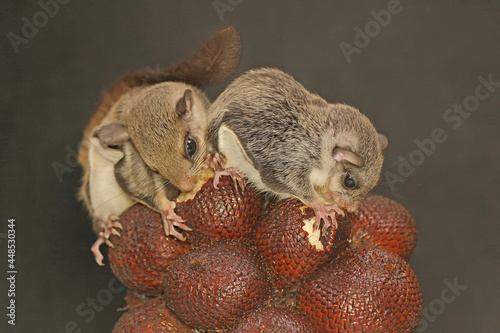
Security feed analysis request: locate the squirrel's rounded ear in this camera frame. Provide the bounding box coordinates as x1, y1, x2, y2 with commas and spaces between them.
175, 89, 193, 119
333, 147, 365, 167
378, 133, 388, 150
94, 123, 129, 147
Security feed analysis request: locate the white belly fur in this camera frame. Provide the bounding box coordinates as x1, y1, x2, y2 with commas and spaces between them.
88, 137, 134, 220
218, 125, 298, 200
218, 125, 270, 193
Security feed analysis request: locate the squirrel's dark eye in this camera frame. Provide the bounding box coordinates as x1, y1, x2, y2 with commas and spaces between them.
343, 173, 356, 189
185, 136, 198, 160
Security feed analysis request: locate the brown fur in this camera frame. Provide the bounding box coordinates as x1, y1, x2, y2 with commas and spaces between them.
78, 26, 242, 225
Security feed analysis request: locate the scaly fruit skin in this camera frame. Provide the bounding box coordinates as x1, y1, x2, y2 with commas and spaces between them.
112, 297, 194, 333
233, 307, 317, 333
298, 246, 423, 333
164, 240, 272, 331
108, 204, 190, 295
350, 194, 417, 260
253, 198, 351, 288
175, 176, 263, 243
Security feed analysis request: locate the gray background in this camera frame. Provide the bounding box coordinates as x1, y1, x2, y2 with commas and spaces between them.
1, 0, 499, 332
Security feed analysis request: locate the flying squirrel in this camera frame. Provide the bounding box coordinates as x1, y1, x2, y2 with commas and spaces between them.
78, 26, 242, 265
207, 68, 388, 234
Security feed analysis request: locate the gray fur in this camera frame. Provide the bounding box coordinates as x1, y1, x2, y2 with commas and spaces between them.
208, 68, 385, 211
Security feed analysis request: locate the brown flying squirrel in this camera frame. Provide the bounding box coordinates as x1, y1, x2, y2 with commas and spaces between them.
78, 27, 242, 265
207, 68, 387, 234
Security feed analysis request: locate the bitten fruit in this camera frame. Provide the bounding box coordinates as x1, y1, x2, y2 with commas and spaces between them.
253, 198, 351, 288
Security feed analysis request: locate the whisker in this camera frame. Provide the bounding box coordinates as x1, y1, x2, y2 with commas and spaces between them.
192, 140, 209, 175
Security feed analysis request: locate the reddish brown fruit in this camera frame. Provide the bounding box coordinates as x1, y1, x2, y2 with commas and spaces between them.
253, 198, 351, 288
175, 175, 263, 242
350, 194, 417, 260
112, 297, 194, 333
108, 204, 190, 295
164, 240, 272, 330
298, 246, 423, 333
234, 307, 317, 333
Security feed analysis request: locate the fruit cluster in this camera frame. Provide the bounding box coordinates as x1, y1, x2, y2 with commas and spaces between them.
109, 175, 422, 332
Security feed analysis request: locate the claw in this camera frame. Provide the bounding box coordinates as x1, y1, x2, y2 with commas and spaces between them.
173, 220, 192, 231
90, 215, 122, 266
91, 238, 105, 266
315, 211, 337, 235
206, 153, 246, 191
111, 221, 123, 230
309, 203, 344, 235
214, 168, 246, 191
213, 171, 222, 188
206, 152, 226, 170
160, 202, 191, 241
109, 215, 120, 222
162, 214, 188, 241
168, 228, 186, 241
166, 211, 185, 223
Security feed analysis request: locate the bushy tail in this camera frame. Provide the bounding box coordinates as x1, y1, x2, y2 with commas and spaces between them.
123, 25, 242, 88
79, 26, 242, 167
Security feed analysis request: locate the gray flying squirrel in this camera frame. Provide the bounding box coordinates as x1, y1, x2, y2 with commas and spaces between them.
78, 27, 242, 265
207, 68, 387, 233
